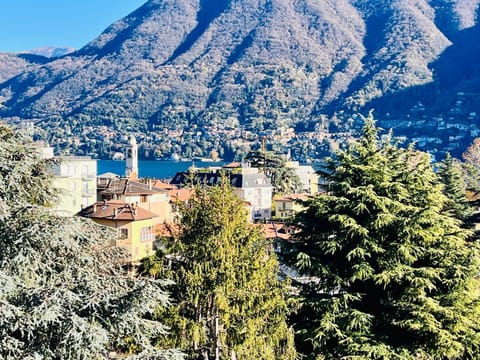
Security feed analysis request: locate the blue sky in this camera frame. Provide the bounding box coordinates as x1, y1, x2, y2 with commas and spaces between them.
0, 0, 147, 52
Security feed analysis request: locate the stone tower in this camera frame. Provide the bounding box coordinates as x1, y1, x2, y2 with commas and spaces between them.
125, 135, 138, 179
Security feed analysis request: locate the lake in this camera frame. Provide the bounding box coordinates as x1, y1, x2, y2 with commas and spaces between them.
98, 160, 226, 179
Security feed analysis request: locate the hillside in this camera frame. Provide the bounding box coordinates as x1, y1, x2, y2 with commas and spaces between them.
0, 0, 479, 158
0, 52, 50, 83
24, 47, 76, 58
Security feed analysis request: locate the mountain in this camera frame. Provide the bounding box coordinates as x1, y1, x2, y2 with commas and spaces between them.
0, 0, 479, 158
0, 53, 50, 83
24, 47, 76, 58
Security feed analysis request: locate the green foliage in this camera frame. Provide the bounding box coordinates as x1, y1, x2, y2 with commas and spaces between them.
151, 180, 296, 359
282, 114, 480, 359
437, 153, 473, 225
0, 123, 183, 359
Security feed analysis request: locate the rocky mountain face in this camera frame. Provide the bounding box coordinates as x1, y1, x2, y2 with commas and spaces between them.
0, 0, 479, 157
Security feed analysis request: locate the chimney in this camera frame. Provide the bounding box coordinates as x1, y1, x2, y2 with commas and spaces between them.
113, 208, 118, 217
148, 179, 152, 190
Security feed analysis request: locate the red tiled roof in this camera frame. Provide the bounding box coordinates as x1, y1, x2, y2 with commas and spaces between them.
78, 200, 157, 221
154, 223, 180, 238
223, 162, 241, 168
169, 188, 192, 203
151, 180, 177, 190
255, 223, 300, 240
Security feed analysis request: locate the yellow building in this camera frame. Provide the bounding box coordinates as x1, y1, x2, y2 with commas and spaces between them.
78, 200, 156, 264
273, 194, 310, 220
97, 176, 172, 224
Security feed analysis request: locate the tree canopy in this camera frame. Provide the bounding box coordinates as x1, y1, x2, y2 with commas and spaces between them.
437, 153, 474, 225
0, 123, 183, 359
149, 180, 296, 359
281, 114, 480, 359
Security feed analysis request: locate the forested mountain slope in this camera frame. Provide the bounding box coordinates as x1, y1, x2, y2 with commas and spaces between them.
0, 0, 478, 148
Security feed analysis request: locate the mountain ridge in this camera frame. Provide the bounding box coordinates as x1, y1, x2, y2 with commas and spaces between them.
0, 0, 479, 158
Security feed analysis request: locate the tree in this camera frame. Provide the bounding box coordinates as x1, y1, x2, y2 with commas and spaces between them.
245, 150, 302, 194
281, 114, 480, 359
437, 153, 473, 225
150, 180, 296, 359
0, 123, 183, 359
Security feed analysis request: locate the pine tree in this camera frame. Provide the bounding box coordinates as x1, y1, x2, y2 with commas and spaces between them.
437, 153, 473, 225
281, 114, 480, 359
151, 180, 296, 359
0, 123, 183, 359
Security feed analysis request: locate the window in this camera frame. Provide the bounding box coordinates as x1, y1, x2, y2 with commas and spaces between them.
82, 165, 89, 178
119, 228, 128, 239
141, 226, 153, 242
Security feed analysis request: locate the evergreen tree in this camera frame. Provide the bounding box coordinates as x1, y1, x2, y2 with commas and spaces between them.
437, 153, 473, 225
0, 123, 183, 359
151, 180, 296, 359
281, 114, 480, 359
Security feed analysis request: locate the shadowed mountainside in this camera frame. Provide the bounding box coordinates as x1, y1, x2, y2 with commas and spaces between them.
0, 0, 479, 140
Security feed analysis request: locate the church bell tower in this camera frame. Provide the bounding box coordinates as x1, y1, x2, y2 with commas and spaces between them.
125, 135, 138, 179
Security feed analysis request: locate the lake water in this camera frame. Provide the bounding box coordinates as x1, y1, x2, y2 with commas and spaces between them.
98, 160, 226, 179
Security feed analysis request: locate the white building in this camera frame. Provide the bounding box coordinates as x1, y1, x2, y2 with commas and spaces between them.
170, 163, 273, 222
125, 135, 138, 179
51, 156, 97, 216
287, 161, 319, 194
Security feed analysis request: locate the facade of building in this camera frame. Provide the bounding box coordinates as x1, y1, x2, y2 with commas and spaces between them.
273, 194, 309, 219
97, 176, 172, 224
51, 156, 97, 216
287, 161, 319, 194
78, 200, 156, 264
170, 164, 273, 221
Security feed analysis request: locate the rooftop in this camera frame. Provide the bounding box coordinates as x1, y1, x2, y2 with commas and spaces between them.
98, 178, 168, 196
170, 171, 272, 189
78, 200, 157, 221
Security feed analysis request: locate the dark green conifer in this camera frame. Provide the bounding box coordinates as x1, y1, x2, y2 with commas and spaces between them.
282, 114, 480, 359
245, 150, 302, 194
152, 180, 296, 359
437, 153, 473, 225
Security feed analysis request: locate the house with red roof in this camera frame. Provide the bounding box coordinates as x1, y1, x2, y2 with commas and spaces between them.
78, 200, 156, 263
